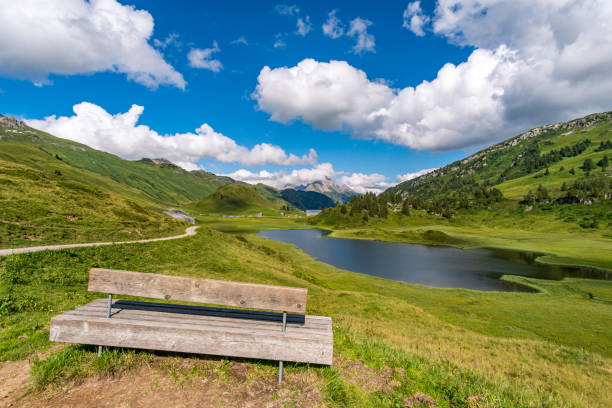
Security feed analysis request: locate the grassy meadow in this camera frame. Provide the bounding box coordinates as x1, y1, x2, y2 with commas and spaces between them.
1, 216, 610, 407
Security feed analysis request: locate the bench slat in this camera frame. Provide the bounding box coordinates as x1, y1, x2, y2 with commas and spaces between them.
63, 310, 332, 339
88, 268, 308, 313
50, 314, 333, 365
73, 302, 332, 331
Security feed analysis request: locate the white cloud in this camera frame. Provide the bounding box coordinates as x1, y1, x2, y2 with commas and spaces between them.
230, 36, 248, 46
339, 173, 392, 194
227, 163, 399, 195
188, 41, 223, 72
296, 16, 312, 37
226, 163, 336, 189
396, 168, 437, 182
347, 18, 376, 54
273, 37, 287, 49
254, 1, 612, 151
26, 102, 317, 169
153, 33, 180, 49
274, 4, 300, 16
323, 10, 344, 39
403, 2, 430, 36
0, 0, 185, 89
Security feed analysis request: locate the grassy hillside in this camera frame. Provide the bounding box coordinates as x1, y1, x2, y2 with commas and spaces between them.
1, 216, 610, 407
281, 188, 336, 210
0, 120, 234, 205
0, 157, 187, 248
0, 116, 239, 247
387, 111, 612, 207
190, 184, 283, 215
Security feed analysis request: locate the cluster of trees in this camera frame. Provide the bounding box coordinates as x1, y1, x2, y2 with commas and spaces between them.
523, 175, 612, 207
595, 140, 612, 152
405, 187, 504, 218
314, 185, 505, 224
499, 139, 592, 182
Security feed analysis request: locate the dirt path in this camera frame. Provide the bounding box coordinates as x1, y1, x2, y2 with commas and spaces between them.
0, 226, 199, 257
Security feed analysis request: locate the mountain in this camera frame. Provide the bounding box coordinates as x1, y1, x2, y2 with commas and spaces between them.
314, 112, 611, 228
280, 189, 335, 210
0, 119, 235, 205
295, 178, 357, 203
386, 112, 612, 206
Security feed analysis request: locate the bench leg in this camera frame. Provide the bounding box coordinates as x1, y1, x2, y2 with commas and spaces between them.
278, 312, 287, 384
98, 294, 113, 358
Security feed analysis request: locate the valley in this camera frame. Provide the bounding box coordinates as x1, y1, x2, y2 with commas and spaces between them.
1, 112, 611, 407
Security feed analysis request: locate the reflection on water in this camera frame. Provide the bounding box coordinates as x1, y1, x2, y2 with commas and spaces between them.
258, 229, 610, 292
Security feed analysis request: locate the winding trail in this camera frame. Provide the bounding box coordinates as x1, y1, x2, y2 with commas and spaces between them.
0, 226, 199, 257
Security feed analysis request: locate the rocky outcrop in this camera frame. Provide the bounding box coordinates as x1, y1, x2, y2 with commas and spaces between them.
0, 114, 26, 130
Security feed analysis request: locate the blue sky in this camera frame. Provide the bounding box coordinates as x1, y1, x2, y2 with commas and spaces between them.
1, 1, 611, 192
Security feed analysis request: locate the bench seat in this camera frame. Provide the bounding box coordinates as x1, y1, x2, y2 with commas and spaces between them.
50, 298, 333, 365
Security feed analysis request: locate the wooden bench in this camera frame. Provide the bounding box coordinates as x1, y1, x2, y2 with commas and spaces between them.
49, 268, 333, 382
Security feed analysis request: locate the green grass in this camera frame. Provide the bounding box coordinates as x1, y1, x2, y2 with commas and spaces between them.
0, 159, 188, 248
189, 184, 286, 215
1, 218, 610, 407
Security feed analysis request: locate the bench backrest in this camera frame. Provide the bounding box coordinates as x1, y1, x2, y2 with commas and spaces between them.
88, 268, 307, 314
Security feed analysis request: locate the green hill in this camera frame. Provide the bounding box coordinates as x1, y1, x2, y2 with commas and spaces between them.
281, 188, 335, 210
0, 118, 234, 205
386, 111, 612, 205
190, 184, 282, 215
0, 115, 240, 247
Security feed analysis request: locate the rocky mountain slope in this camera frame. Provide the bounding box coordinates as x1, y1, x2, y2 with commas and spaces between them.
294, 177, 357, 203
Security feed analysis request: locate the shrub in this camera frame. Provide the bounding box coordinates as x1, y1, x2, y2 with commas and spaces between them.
0, 254, 29, 284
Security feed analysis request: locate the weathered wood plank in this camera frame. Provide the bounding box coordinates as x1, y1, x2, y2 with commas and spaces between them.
64, 310, 332, 338
88, 268, 307, 313
50, 315, 333, 365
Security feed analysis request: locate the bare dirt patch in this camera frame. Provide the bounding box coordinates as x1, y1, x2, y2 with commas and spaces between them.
13, 356, 326, 408
337, 357, 400, 395
0, 361, 30, 408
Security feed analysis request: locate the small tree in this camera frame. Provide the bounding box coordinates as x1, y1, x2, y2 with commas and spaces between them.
582, 158, 595, 172
597, 154, 609, 170
401, 200, 410, 216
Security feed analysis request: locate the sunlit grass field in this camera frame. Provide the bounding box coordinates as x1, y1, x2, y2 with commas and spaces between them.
1, 217, 610, 407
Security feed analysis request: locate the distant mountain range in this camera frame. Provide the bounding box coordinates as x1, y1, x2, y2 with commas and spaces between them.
293, 178, 357, 204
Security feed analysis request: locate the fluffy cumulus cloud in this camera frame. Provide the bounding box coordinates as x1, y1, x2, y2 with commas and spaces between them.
26, 102, 317, 170
188, 41, 223, 72
322, 10, 345, 39
226, 163, 336, 189
403, 1, 430, 36
0, 0, 185, 89
255, 1, 612, 151
253, 54, 517, 150
338, 173, 392, 194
